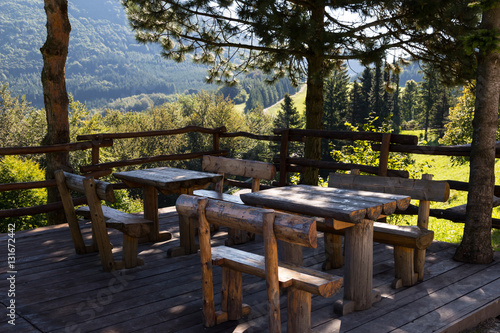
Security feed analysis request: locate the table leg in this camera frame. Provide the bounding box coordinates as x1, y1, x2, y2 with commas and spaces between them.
167, 187, 199, 257
143, 185, 172, 243
334, 219, 381, 316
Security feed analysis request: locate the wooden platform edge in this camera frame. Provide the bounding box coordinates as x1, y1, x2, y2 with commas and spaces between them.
438, 297, 500, 333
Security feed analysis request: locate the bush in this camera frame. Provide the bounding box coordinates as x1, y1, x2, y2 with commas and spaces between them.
0, 156, 47, 232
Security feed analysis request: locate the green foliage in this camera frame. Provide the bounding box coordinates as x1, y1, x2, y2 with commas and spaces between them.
0, 156, 46, 232
440, 84, 475, 148
463, 29, 500, 55
330, 115, 427, 179
0, 82, 46, 148
107, 189, 144, 214
440, 83, 500, 164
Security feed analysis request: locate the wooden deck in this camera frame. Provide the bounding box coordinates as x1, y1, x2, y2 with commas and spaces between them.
2, 207, 500, 333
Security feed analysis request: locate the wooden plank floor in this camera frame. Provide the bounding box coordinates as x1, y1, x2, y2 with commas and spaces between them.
1, 206, 500, 333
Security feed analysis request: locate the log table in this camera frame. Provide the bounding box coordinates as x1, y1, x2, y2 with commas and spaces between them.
240, 184, 410, 315
113, 167, 223, 257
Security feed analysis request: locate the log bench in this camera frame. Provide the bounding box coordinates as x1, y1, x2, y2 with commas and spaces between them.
176, 194, 342, 333
193, 155, 276, 245
55, 170, 153, 272
327, 170, 449, 288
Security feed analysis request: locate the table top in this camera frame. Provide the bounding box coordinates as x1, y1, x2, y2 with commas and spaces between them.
114, 167, 223, 192
240, 185, 411, 223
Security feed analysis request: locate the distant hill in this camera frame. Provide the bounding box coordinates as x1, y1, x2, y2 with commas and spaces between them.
0, 0, 422, 111
0, 0, 214, 109
347, 59, 423, 85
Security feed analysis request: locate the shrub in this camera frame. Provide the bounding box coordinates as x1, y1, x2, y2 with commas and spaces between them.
0, 156, 47, 232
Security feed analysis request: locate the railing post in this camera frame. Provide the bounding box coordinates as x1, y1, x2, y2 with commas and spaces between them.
91, 140, 101, 165
213, 132, 220, 152
378, 133, 391, 176
279, 129, 290, 186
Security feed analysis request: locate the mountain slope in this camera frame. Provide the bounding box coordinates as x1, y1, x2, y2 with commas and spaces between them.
0, 0, 213, 109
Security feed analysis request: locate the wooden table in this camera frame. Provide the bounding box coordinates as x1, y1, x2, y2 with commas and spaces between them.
114, 167, 223, 256
240, 185, 410, 315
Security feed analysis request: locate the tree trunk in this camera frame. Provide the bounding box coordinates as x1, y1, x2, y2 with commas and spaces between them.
302, 3, 326, 185
453, 5, 500, 264
40, 0, 71, 224
303, 56, 324, 185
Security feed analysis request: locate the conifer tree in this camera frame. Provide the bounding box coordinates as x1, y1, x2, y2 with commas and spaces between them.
356, 67, 373, 126
123, 0, 479, 185
371, 61, 385, 127
400, 79, 418, 125
322, 64, 350, 160
391, 62, 402, 132
273, 93, 304, 158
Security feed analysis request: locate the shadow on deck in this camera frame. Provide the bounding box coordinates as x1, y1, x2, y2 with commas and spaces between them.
1, 207, 500, 333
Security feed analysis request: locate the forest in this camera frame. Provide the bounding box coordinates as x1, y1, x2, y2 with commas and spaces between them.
0, 0, 211, 109
0, 0, 422, 113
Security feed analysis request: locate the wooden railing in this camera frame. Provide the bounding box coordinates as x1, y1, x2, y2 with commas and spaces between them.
1, 126, 500, 228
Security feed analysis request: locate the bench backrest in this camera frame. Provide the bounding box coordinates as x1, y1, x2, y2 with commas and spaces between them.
329, 172, 449, 202
55, 170, 116, 270
202, 155, 276, 192
56, 171, 116, 202
176, 194, 317, 248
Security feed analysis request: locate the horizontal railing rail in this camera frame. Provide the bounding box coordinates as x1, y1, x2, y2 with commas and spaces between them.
1, 126, 499, 230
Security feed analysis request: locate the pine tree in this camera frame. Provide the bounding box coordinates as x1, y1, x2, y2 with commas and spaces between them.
400, 79, 418, 125
273, 93, 304, 158
322, 64, 350, 160
349, 80, 363, 125
356, 67, 373, 126
371, 61, 384, 127
391, 62, 402, 133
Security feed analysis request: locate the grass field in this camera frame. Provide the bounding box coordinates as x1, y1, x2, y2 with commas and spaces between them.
397, 130, 500, 251
234, 84, 307, 117
264, 85, 307, 117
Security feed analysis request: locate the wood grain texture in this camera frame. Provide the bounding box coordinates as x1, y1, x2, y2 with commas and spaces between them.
241, 185, 408, 223
329, 172, 450, 202
202, 155, 276, 180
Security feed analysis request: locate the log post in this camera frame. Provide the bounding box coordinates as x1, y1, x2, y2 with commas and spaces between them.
378, 133, 391, 176
341, 219, 378, 312
415, 174, 433, 280
196, 198, 217, 327
91, 140, 100, 165
287, 288, 311, 333
279, 129, 290, 186
263, 210, 281, 333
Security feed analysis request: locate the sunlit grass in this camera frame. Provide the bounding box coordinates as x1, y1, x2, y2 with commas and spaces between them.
389, 139, 500, 251
264, 85, 307, 118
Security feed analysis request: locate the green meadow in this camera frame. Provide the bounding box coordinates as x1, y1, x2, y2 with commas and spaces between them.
398, 131, 500, 251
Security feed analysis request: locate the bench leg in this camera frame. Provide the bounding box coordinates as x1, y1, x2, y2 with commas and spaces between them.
122, 234, 142, 269
414, 248, 427, 281
392, 246, 418, 289
221, 267, 245, 320
323, 233, 344, 270
287, 288, 311, 333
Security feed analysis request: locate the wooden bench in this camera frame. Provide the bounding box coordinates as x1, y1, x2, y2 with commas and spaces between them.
326, 170, 449, 288
55, 170, 153, 272
176, 194, 342, 333
193, 155, 276, 245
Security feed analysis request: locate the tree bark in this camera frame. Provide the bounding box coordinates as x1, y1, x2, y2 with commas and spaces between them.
40, 0, 71, 224
454, 5, 500, 264
302, 3, 326, 185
